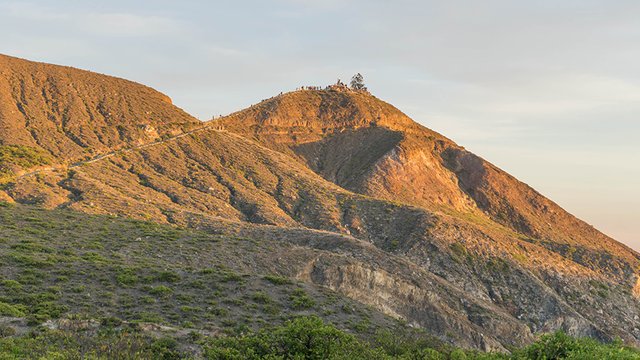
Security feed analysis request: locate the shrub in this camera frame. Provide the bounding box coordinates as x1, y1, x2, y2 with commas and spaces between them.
149, 285, 173, 297
290, 288, 315, 309
0, 302, 26, 317
250, 291, 272, 304
1, 280, 22, 291
116, 269, 139, 286
204, 316, 380, 359
513, 331, 640, 360
156, 271, 180, 283
263, 274, 291, 285
220, 271, 243, 283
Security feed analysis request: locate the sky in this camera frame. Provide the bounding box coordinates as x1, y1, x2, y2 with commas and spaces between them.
1, 0, 638, 250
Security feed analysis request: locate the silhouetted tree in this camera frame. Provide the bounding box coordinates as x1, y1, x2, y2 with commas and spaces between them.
350, 73, 365, 90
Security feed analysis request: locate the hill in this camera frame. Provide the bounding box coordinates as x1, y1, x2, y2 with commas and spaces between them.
0, 54, 198, 180
219, 88, 636, 264
0, 55, 639, 353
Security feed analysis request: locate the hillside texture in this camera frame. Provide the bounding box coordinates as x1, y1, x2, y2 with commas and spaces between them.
0, 54, 198, 173
0, 55, 639, 353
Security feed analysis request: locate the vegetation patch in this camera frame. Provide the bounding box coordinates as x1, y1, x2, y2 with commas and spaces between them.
0, 145, 51, 183
0, 302, 26, 317
0, 204, 401, 345
263, 274, 292, 285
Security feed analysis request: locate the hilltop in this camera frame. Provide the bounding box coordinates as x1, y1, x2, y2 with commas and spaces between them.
220, 88, 636, 263
0, 55, 639, 353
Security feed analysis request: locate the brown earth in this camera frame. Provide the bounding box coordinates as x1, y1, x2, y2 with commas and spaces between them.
1, 54, 639, 350
219, 89, 639, 273
0, 54, 198, 167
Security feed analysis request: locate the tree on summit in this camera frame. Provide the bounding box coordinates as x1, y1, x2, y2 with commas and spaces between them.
350, 73, 366, 90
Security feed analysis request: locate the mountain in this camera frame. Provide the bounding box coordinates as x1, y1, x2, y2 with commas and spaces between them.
1, 55, 639, 352
219, 89, 636, 267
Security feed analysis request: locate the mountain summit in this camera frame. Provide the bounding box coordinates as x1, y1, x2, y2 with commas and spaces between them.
1, 55, 639, 351
221, 88, 636, 263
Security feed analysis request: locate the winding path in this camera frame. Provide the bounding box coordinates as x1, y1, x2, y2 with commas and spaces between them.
13, 90, 290, 181
15, 120, 228, 180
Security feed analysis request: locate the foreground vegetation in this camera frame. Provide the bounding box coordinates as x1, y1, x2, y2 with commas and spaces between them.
0, 203, 395, 336
0, 203, 639, 358
1, 316, 638, 359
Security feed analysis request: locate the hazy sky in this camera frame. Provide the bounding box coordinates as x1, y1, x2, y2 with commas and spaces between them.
1, 1, 638, 249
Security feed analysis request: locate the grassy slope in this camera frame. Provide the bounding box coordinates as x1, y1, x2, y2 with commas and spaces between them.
0, 203, 408, 339
2, 205, 639, 359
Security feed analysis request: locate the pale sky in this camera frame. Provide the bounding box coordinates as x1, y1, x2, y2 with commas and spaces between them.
1, 1, 638, 250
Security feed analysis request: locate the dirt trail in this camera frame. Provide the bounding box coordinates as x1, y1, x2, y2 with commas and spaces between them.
13, 91, 291, 181
15, 120, 229, 180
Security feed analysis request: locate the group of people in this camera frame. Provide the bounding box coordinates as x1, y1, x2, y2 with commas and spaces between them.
294, 80, 355, 92
210, 78, 367, 119
294, 85, 326, 91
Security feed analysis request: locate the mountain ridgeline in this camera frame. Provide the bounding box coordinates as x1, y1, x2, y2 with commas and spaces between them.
0, 54, 639, 353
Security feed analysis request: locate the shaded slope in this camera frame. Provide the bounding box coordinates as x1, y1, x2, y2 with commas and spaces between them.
219, 89, 638, 269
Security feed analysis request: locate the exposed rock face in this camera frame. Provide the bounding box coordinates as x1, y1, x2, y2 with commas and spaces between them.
1, 55, 639, 350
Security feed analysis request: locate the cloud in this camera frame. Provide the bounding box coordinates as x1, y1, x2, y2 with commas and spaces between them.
82, 13, 182, 37
0, 1, 183, 38
276, 0, 350, 11
0, 1, 68, 20
205, 45, 247, 57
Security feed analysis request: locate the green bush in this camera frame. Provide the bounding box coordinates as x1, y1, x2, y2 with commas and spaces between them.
0, 328, 174, 359
513, 331, 640, 360
156, 271, 180, 283
151, 337, 181, 359
149, 285, 174, 297
220, 271, 243, 283
263, 274, 292, 285
0, 280, 22, 291
250, 291, 272, 304
115, 268, 139, 286
0, 302, 26, 317
204, 316, 383, 360
290, 288, 315, 309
